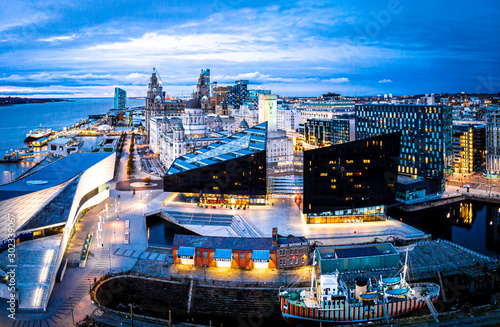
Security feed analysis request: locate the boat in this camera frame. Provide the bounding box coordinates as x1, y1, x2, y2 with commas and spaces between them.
278, 251, 440, 324
24, 127, 52, 143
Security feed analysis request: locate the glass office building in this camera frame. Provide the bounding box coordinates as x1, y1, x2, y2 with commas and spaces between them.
304, 117, 355, 147
356, 104, 452, 194
114, 87, 126, 110
303, 132, 400, 224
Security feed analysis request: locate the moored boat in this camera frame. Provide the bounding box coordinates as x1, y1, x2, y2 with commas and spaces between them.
278, 251, 440, 324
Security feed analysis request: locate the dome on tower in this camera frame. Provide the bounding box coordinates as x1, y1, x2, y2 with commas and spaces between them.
239, 119, 249, 130
186, 98, 202, 109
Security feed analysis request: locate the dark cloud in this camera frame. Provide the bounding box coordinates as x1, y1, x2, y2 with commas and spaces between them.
0, 0, 499, 97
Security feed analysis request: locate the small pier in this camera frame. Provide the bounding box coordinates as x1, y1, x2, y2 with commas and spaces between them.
398, 193, 500, 212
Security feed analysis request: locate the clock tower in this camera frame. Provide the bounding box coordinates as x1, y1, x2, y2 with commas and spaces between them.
145, 69, 164, 141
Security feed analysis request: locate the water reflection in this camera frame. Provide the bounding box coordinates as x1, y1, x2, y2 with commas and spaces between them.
388, 201, 500, 259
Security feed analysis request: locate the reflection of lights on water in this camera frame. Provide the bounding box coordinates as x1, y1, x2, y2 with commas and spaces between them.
447, 212, 451, 218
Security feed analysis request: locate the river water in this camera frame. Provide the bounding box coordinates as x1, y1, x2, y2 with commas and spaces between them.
0, 98, 144, 185
388, 201, 500, 259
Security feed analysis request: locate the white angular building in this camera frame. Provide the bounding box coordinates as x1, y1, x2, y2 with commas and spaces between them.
0, 153, 115, 310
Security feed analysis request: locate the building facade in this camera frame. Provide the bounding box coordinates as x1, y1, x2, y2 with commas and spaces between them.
486, 108, 500, 175
277, 107, 301, 132
296, 101, 355, 124
274, 227, 309, 269
304, 117, 355, 148
114, 87, 126, 110
303, 133, 400, 224
356, 104, 453, 194
163, 122, 268, 206
258, 93, 278, 131
452, 122, 485, 174
172, 234, 277, 269
227, 80, 249, 109
145, 70, 185, 140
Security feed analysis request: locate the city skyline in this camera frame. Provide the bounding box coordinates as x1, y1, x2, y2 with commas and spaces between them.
1, 0, 499, 98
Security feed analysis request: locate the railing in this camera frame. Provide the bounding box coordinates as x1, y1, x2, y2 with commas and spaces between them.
437, 239, 498, 263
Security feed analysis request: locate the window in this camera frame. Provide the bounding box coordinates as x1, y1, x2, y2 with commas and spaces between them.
196, 251, 200, 258
240, 252, 245, 260
290, 259, 293, 265
249, 253, 253, 260
204, 251, 208, 258
290, 249, 293, 255
295, 249, 298, 255
320, 173, 327, 177
295, 258, 298, 264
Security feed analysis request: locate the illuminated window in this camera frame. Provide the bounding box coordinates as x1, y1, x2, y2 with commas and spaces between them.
331, 185, 336, 189
346, 160, 354, 164
320, 173, 327, 177
213, 175, 218, 179
363, 159, 370, 164
355, 184, 361, 188
346, 172, 353, 176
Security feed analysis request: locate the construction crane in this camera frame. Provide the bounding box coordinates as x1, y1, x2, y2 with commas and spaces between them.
153, 67, 163, 84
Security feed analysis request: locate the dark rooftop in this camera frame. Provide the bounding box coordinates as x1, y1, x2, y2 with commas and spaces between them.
173, 234, 276, 251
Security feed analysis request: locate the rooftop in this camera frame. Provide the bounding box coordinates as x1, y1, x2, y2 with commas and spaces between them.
166, 122, 267, 175
48, 137, 73, 145
173, 234, 276, 251
0, 152, 112, 200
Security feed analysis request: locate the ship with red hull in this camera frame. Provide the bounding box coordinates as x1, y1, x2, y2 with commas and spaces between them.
278, 251, 440, 325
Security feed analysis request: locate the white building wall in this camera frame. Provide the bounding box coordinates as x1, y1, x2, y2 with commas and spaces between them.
149, 117, 163, 154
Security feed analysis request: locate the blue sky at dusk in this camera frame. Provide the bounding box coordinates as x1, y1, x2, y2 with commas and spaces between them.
1, 0, 499, 97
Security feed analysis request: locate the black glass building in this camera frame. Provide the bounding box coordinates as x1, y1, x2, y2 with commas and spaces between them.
303, 132, 401, 224
163, 122, 267, 206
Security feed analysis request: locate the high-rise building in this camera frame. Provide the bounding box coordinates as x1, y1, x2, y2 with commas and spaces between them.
227, 80, 249, 109
486, 108, 500, 176
356, 104, 453, 194
452, 123, 485, 174
114, 87, 126, 110
201, 68, 210, 89
258, 93, 277, 132
304, 117, 355, 147
303, 132, 400, 224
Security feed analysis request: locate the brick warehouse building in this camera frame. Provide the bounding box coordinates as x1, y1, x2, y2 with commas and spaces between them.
172, 228, 308, 269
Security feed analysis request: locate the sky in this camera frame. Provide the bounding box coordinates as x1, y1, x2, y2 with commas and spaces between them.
0, 0, 499, 98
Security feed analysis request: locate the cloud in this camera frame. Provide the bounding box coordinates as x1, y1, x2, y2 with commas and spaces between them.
38, 34, 77, 42
0, 1, 499, 97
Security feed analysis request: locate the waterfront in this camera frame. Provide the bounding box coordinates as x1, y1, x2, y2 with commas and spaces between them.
0, 98, 144, 185
389, 201, 500, 259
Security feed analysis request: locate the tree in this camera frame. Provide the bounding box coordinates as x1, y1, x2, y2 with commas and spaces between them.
126, 165, 133, 177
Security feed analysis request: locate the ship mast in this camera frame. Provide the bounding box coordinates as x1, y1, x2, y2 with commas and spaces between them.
310, 251, 316, 299
402, 249, 409, 282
